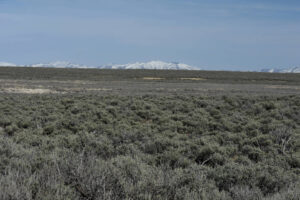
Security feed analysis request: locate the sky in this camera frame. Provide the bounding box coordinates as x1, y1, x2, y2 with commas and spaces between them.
0, 0, 300, 70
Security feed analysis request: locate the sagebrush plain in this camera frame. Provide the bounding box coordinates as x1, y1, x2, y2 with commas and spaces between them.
0, 67, 299, 200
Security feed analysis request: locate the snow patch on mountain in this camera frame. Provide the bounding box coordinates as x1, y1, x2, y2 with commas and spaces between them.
31, 61, 92, 68
261, 67, 300, 73
100, 61, 199, 70
0, 62, 17, 67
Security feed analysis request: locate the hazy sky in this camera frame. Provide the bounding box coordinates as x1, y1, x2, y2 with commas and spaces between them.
1, 0, 300, 70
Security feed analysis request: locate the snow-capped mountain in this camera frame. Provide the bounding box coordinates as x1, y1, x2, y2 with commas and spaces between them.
0, 62, 17, 67
12, 61, 199, 70
279, 67, 300, 73
260, 67, 300, 73
100, 61, 198, 70
31, 61, 92, 69
2, 61, 300, 72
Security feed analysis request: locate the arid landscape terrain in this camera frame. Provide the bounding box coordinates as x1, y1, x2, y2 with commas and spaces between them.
0, 67, 299, 199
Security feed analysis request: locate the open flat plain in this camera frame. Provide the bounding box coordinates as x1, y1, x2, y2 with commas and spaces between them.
0, 67, 299, 95
0, 67, 299, 200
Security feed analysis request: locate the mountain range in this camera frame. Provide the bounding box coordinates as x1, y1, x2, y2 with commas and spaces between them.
0, 61, 299, 73
0, 61, 199, 70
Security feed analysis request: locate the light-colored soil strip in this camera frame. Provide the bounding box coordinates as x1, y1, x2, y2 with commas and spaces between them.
265, 85, 300, 90
1, 88, 59, 94
67, 88, 112, 91
86, 88, 112, 91
180, 78, 206, 81
142, 77, 165, 80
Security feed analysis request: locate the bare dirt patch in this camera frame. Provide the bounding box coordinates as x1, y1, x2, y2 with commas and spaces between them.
180, 78, 206, 81
1, 88, 59, 94
67, 88, 112, 92
86, 88, 112, 91
142, 77, 165, 80
265, 85, 300, 90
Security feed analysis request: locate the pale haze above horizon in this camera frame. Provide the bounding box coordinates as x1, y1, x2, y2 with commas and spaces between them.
0, 0, 300, 71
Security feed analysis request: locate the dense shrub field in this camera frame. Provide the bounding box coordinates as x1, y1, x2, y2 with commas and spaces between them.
0, 94, 299, 199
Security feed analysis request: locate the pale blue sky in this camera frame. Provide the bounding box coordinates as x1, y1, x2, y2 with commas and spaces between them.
1, 0, 300, 70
